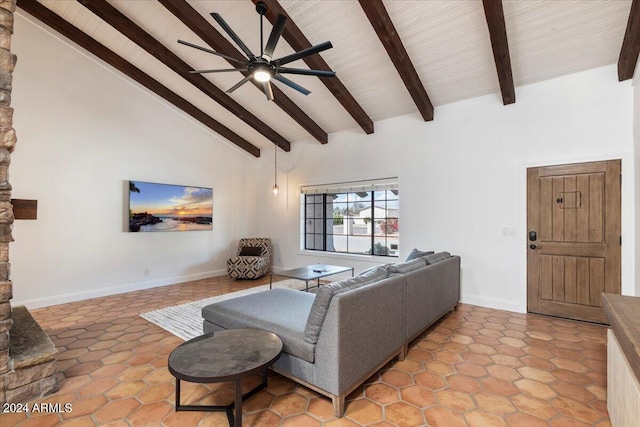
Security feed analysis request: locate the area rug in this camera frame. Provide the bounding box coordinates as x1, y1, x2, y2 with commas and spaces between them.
140, 279, 308, 341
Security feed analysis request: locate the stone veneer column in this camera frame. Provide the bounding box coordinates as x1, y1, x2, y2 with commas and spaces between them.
0, 0, 16, 404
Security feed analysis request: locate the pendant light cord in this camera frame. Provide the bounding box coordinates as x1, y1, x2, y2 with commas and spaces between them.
272, 145, 279, 196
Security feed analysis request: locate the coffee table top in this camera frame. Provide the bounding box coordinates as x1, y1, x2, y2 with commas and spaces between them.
168, 329, 283, 383
275, 264, 353, 281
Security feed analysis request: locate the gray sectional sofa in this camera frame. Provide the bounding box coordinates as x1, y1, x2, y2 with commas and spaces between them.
202, 252, 460, 417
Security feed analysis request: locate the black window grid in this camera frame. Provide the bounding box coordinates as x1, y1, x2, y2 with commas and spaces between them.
304, 191, 398, 257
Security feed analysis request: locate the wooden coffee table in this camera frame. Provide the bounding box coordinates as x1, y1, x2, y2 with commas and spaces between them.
270, 264, 354, 291
168, 329, 283, 427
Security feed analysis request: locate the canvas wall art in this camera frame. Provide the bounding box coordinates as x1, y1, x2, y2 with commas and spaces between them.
128, 181, 213, 232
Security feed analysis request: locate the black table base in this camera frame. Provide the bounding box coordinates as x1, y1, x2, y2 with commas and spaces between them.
175, 368, 269, 427
168, 329, 283, 427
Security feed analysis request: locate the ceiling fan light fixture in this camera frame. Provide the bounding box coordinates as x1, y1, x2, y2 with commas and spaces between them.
254, 69, 272, 82
182, 3, 335, 100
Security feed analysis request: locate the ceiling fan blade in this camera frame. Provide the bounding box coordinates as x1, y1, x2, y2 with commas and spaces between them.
227, 75, 253, 93
274, 41, 333, 66
191, 68, 249, 74
263, 13, 287, 60
273, 74, 310, 96
177, 40, 248, 65
263, 81, 274, 101
277, 67, 336, 77
210, 13, 256, 59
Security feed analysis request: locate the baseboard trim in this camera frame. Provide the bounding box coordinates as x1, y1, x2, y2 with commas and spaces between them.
12, 269, 228, 309
461, 293, 524, 313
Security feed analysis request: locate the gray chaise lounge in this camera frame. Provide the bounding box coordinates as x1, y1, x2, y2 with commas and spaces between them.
202, 252, 460, 416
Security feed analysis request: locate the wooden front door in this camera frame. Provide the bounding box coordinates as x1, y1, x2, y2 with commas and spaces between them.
527, 160, 621, 324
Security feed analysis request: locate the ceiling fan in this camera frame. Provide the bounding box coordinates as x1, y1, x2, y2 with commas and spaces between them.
178, 1, 336, 101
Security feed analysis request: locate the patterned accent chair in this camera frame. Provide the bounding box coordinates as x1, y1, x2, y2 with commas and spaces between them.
226, 238, 272, 279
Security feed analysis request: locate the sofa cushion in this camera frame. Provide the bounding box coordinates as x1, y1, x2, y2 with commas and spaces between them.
422, 251, 451, 265
202, 288, 317, 362
304, 275, 379, 344
358, 266, 388, 282
385, 258, 427, 274
405, 249, 434, 261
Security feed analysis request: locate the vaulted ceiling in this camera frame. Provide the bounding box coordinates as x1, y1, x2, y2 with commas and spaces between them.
16, 0, 640, 157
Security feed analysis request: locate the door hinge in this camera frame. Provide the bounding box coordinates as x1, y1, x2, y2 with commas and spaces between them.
620, 235, 622, 246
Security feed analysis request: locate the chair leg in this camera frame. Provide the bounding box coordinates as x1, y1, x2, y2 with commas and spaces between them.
332, 394, 345, 417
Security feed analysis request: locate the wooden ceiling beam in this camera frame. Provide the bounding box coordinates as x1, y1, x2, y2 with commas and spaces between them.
357, 0, 434, 121
253, 0, 374, 134
158, 0, 328, 144
482, 0, 516, 105
76, 0, 290, 152
618, 0, 640, 81
16, 0, 261, 157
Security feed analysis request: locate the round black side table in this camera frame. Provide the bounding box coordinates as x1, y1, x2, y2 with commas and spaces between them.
168, 329, 283, 427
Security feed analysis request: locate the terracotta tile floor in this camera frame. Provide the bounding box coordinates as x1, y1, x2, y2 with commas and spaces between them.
1, 276, 611, 426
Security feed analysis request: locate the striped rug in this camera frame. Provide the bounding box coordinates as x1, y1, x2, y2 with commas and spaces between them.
140, 279, 308, 341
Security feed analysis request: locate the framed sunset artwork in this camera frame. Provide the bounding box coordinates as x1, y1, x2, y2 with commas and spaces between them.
128, 181, 213, 232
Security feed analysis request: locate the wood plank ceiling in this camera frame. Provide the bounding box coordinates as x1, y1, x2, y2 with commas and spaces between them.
15, 0, 638, 157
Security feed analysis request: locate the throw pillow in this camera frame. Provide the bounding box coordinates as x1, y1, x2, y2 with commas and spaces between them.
405, 249, 434, 262
386, 258, 427, 274
239, 246, 262, 256
358, 266, 389, 283
359, 265, 379, 276
423, 252, 451, 265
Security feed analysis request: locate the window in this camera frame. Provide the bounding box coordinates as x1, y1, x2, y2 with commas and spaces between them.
302, 179, 399, 257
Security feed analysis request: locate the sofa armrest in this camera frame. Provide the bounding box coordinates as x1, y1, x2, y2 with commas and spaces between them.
312, 275, 405, 395
404, 255, 460, 343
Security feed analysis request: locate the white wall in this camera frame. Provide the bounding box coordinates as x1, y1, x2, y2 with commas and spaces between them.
259, 65, 635, 313
9, 15, 260, 308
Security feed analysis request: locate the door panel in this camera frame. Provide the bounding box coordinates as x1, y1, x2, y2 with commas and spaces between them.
527, 160, 620, 324
576, 257, 590, 306
552, 177, 564, 242
564, 176, 577, 242
589, 174, 604, 243
576, 174, 590, 242
564, 256, 576, 303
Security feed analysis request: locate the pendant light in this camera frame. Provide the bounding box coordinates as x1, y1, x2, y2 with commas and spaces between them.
272, 146, 279, 196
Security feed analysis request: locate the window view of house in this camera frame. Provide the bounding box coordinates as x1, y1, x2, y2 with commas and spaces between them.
304, 189, 399, 257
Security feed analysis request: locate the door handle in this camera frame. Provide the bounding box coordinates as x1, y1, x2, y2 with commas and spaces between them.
529, 244, 541, 250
